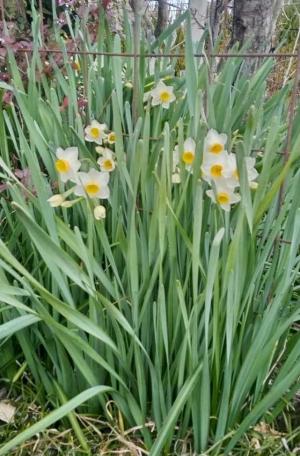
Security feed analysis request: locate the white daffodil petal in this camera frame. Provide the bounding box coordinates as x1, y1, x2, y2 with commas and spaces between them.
150, 80, 176, 109
245, 157, 259, 182
184, 137, 196, 152
201, 151, 232, 183
206, 189, 216, 203
99, 186, 110, 199
74, 169, 110, 200
181, 137, 196, 167
206, 184, 240, 211
98, 156, 116, 172
204, 129, 227, 155
74, 185, 85, 197
55, 147, 81, 183
85, 121, 107, 144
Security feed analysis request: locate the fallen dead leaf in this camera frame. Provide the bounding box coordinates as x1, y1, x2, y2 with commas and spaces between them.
0, 401, 16, 423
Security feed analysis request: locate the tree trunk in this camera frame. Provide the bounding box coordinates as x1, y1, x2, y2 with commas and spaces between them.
189, 0, 208, 43
154, 0, 169, 38
129, 0, 145, 122
232, 0, 284, 72
209, 0, 229, 45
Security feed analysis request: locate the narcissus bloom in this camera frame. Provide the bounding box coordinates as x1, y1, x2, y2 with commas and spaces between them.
181, 138, 196, 166
173, 137, 196, 171
55, 147, 81, 183
204, 129, 227, 155
74, 169, 110, 199
227, 154, 259, 187
150, 80, 176, 109
207, 184, 241, 212
201, 151, 233, 185
85, 120, 107, 145
97, 148, 116, 173
107, 131, 116, 144
71, 59, 80, 71
94, 205, 106, 220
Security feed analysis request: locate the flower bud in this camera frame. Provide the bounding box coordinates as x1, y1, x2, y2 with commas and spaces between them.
94, 205, 106, 220
95, 146, 105, 155
172, 173, 181, 184
47, 194, 64, 207
61, 200, 74, 208
250, 181, 258, 190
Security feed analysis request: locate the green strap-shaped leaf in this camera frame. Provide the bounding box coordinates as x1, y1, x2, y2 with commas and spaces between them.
0, 314, 40, 340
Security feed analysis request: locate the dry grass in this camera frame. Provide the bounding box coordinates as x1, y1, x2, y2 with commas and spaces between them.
1, 373, 300, 456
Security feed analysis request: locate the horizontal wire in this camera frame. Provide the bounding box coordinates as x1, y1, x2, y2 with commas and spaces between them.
9, 48, 298, 59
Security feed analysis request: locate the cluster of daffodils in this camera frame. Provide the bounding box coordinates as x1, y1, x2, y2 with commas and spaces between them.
48, 120, 117, 219
173, 129, 258, 212
145, 81, 258, 212
84, 120, 116, 146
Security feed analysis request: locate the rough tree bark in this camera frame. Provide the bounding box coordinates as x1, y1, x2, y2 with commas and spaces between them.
189, 0, 208, 43
129, 0, 145, 122
209, 0, 229, 45
232, 0, 284, 72
154, 0, 169, 38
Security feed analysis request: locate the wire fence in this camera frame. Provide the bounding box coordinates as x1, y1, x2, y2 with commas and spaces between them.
10, 47, 300, 59
147, 0, 189, 23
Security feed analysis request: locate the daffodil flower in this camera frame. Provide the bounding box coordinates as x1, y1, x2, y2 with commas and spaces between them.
55, 147, 81, 183
227, 154, 259, 187
72, 59, 80, 71
181, 138, 196, 166
107, 132, 116, 144
201, 151, 234, 185
97, 148, 116, 173
150, 80, 176, 109
85, 120, 107, 145
206, 184, 241, 212
173, 137, 196, 173
204, 129, 227, 155
74, 169, 110, 199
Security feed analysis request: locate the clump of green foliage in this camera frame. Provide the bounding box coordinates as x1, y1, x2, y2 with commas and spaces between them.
1, 7, 300, 456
